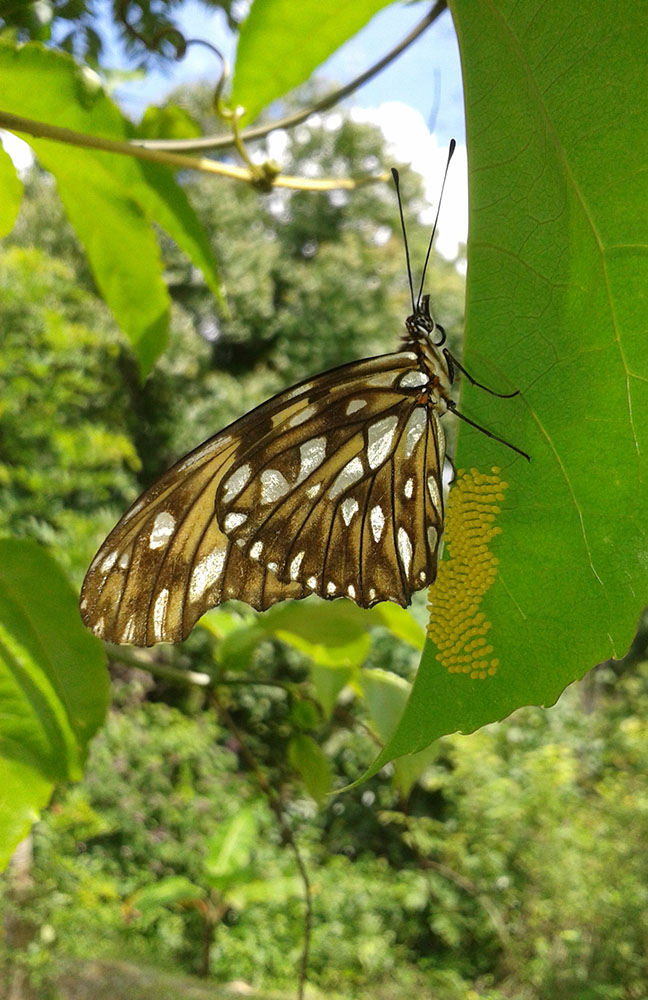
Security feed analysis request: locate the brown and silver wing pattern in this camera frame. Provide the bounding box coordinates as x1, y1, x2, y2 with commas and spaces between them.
79, 432, 306, 645
80, 350, 435, 645
216, 364, 446, 608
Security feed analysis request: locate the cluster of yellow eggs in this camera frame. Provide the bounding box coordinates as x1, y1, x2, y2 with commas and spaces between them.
427, 467, 508, 680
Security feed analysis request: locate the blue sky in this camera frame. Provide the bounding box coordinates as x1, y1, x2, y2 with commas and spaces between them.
107, 1, 468, 257
111, 2, 465, 141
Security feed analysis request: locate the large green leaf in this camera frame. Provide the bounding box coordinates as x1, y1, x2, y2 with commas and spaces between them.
232, 0, 395, 125
375, 0, 648, 767
0, 44, 222, 373
0, 142, 23, 236
0, 540, 108, 867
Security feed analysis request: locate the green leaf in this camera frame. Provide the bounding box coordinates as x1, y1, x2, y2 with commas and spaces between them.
137, 104, 202, 141
204, 806, 258, 886
360, 668, 410, 745
0, 142, 23, 237
309, 664, 353, 717
216, 623, 267, 672
0, 45, 222, 372
226, 874, 301, 908
0, 540, 108, 867
359, 669, 439, 795
365, 602, 425, 649
261, 599, 371, 667
232, 0, 394, 125
132, 875, 206, 913
288, 733, 332, 804
373, 0, 648, 769
0, 760, 51, 872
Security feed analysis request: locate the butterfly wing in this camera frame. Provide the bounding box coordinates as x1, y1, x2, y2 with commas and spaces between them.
80, 351, 428, 645
79, 431, 307, 645
216, 360, 446, 607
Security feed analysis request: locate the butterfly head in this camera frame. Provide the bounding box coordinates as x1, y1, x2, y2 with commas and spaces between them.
406, 293, 447, 348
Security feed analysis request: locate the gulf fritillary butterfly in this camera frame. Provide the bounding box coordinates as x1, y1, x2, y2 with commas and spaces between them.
80, 146, 527, 645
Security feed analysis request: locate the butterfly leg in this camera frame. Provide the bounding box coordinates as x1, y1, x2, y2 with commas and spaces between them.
443, 349, 520, 399
446, 400, 530, 461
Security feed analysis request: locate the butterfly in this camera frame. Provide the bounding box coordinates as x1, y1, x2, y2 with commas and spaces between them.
80, 148, 528, 646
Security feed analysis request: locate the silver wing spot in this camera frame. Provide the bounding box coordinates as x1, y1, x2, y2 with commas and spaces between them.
433, 412, 446, 464
341, 498, 359, 526
329, 457, 364, 499
118, 551, 130, 569
149, 511, 176, 550
289, 551, 305, 581
190, 548, 226, 602
297, 437, 326, 484
153, 588, 169, 641
288, 404, 317, 428
370, 505, 385, 543
347, 584, 356, 598
307, 576, 318, 590
404, 478, 414, 499
397, 527, 412, 578
427, 525, 438, 550
399, 370, 429, 388
367, 415, 398, 470
93, 617, 105, 637
346, 399, 367, 415
403, 408, 427, 459
249, 541, 263, 560
260, 468, 291, 503
427, 475, 442, 514
222, 464, 252, 503
306, 483, 321, 499
224, 512, 248, 532
327, 581, 337, 595
122, 616, 136, 643
101, 551, 118, 573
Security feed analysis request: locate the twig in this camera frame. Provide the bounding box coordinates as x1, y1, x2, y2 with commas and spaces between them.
209, 693, 313, 1000
0, 109, 386, 190
136, 1, 447, 153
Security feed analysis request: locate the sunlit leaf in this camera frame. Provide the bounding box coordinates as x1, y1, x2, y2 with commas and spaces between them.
132, 875, 206, 913
205, 806, 258, 885
0, 143, 23, 237
232, 0, 394, 125
373, 0, 648, 769
288, 733, 333, 804
0, 45, 222, 372
0, 540, 108, 867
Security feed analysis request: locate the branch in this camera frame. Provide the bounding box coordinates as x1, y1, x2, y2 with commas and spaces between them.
136, 1, 448, 153
210, 694, 313, 1000
0, 110, 386, 191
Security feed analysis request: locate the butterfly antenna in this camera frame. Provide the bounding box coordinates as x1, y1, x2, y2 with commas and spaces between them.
416, 138, 456, 309
392, 167, 416, 314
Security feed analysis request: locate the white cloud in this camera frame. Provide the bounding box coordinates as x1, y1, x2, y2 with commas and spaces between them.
0, 130, 34, 174
351, 102, 468, 262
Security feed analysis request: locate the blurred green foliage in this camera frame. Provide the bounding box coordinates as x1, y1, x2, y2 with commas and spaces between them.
2, 78, 645, 1000
0, 1, 241, 69
3, 662, 648, 998
0, 108, 464, 586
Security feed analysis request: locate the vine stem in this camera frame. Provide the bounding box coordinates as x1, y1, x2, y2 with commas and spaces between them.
106, 645, 314, 1000
0, 109, 384, 190
209, 694, 313, 1000
136, 1, 448, 153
